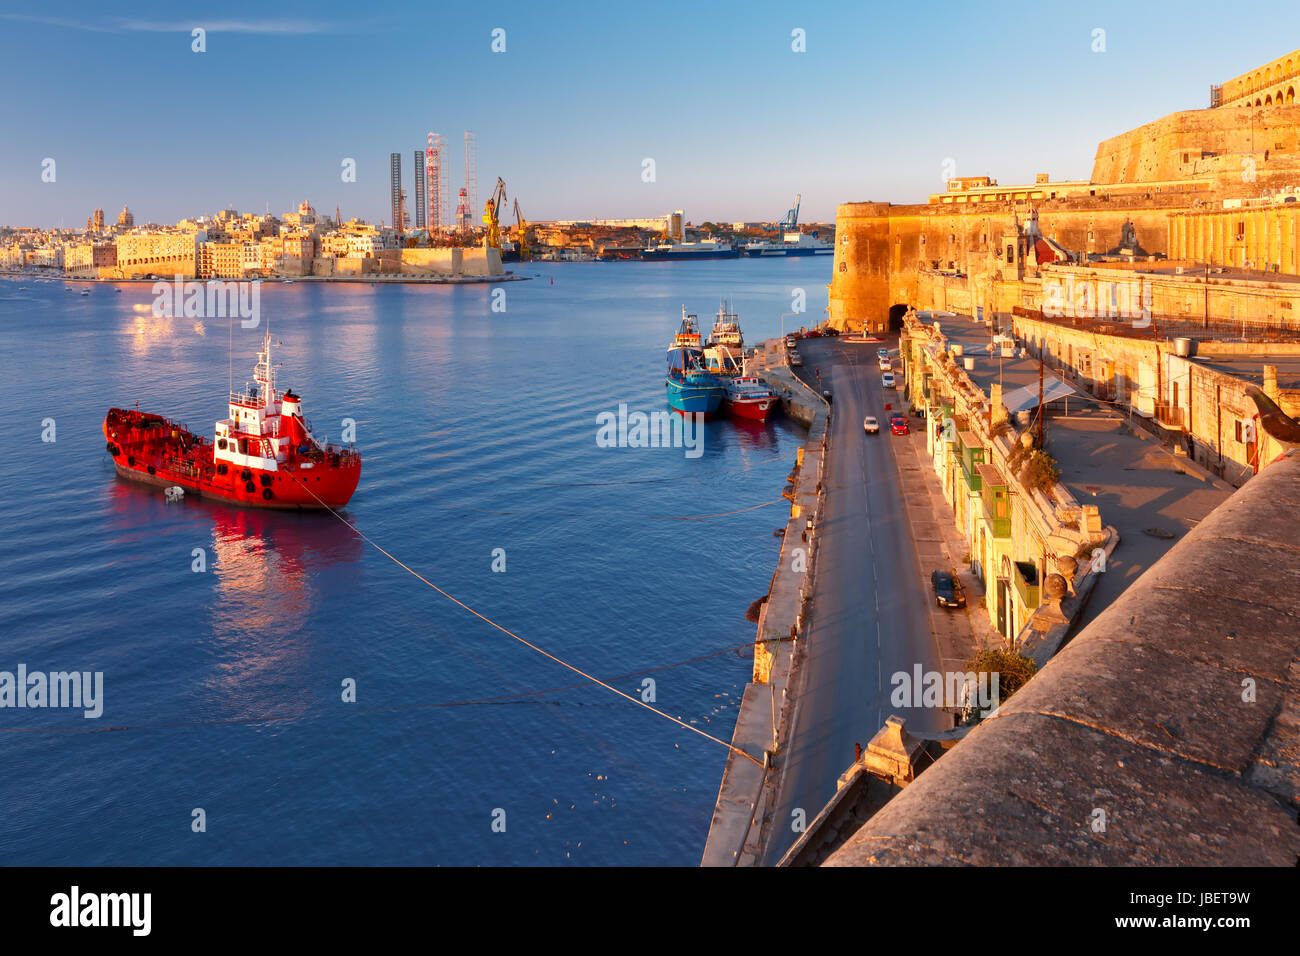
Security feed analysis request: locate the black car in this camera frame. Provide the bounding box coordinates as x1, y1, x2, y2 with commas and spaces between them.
930, 569, 966, 608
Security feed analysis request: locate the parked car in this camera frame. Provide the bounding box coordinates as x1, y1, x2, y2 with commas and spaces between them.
931, 569, 967, 608
823, 326, 840, 337
790, 352, 803, 367
784, 336, 797, 349
890, 415, 909, 435
822, 389, 833, 403
863, 416, 879, 434
881, 371, 896, 388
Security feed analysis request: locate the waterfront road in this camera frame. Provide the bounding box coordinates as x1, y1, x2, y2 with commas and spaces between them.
761, 334, 947, 865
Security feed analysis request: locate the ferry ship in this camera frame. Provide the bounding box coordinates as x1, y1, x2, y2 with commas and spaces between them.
743, 230, 833, 257
642, 238, 738, 261
665, 309, 723, 415
103, 330, 361, 509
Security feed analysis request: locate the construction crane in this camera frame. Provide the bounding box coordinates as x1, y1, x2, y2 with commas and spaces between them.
481, 177, 507, 251
781, 193, 801, 231
512, 198, 530, 261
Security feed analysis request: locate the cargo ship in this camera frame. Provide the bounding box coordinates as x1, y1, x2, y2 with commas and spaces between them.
103, 330, 361, 509
741, 193, 833, 256
665, 308, 723, 415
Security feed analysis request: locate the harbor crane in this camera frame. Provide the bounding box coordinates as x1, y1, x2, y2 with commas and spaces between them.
781, 194, 801, 231
482, 177, 507, 251
512, 198, 531, 261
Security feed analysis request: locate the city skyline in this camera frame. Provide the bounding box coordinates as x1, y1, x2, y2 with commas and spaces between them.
3, 0, 1298, 228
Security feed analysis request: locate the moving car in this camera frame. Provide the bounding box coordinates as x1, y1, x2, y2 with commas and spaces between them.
784, 336, 797, 349
889, 415, 909, 435
790, 352, 803, 367
931, 569, 967, 608
881, 372, 895, 388
863, 416, 879, 434
878, 358, 892, 371
822, 389, 833, 403
876, 348, 889, 360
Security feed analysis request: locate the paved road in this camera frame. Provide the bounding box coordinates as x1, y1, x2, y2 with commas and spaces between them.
762, 335, 947, 865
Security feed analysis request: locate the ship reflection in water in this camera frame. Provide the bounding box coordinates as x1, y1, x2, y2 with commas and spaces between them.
105, 478, 365, 718
205, 505, 365, 709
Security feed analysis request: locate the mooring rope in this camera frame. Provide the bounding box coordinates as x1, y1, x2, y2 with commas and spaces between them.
275, 469, 766, 767
0, 641, 759, 734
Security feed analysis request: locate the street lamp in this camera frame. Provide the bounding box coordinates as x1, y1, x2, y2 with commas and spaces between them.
780, 312, 801, 341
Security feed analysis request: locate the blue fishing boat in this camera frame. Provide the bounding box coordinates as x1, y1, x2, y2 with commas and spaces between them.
665, 308, 723, 415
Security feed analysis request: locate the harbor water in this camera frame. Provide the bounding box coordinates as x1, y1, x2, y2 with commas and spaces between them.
0, 257, 829, 865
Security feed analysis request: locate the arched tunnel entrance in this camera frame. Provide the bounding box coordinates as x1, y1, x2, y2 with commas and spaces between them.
888, 303, 908, 332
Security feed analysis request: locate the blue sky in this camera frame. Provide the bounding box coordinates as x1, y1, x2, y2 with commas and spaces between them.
1, 0, 1296, 227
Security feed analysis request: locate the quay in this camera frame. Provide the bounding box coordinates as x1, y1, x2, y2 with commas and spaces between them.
700, 340, 829, 866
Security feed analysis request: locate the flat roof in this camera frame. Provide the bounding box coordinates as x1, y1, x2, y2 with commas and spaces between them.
919, 312, 1070, 400
1194, 354, 1300, 388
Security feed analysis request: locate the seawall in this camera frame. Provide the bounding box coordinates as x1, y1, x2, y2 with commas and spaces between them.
700, 350, 830, 865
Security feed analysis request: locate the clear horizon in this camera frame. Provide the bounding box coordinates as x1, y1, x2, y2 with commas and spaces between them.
1, 0, 1296, 229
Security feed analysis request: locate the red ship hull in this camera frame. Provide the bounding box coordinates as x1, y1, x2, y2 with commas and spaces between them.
725, 397, 773, 423
103, 409, 360, 510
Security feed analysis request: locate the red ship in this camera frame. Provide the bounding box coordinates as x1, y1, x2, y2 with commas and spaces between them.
723, 376, 777, 423
103, 331, 361, 510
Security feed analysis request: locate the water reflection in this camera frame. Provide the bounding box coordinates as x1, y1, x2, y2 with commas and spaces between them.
203, 505, 364, 713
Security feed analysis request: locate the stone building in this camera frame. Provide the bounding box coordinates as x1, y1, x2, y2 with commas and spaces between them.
829, 48, 1300, 332
1212, 47, 1300, 108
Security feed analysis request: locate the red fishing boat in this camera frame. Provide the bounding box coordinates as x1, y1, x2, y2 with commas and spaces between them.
103, 331, 361, 510
723, 376, 777, 423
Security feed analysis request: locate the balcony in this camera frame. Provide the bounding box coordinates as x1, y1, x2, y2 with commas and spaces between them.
977, 463, 1011, 538
959, 432, 985, 492
1154, 402, 1184, 430
1013, 561, 1040, 609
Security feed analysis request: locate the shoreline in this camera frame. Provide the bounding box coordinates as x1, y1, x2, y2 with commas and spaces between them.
1, 271, 527, 285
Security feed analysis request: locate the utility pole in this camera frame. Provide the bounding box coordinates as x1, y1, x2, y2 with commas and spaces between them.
1036, 350, 1045, 447
1203, 262, 1209, 329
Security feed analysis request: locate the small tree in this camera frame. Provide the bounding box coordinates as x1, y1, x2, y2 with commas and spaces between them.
959, 648, 1038, 724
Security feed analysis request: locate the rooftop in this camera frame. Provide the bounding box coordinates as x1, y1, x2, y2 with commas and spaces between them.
1195, 353, 1300, 389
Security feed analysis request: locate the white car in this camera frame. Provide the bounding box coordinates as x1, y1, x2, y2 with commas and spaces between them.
878, 358, 892, 371
882, 372, 896, 388
863, 416, 879, 434
790, 352, 803, 367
